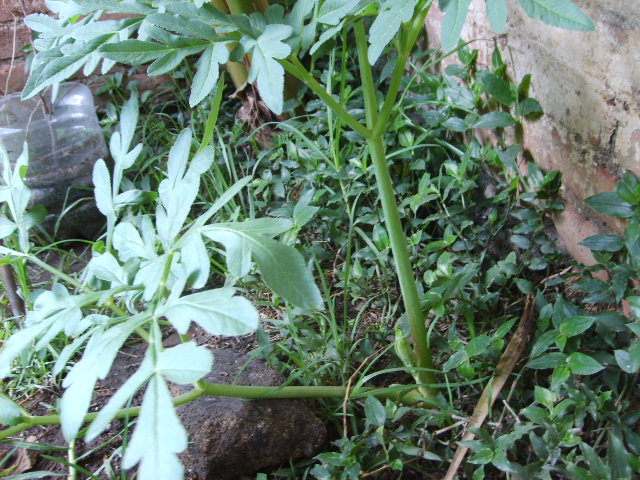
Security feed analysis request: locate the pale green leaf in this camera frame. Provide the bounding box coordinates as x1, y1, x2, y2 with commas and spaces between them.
189, 43, 229, 107
317, 0, 363, 25
245, 24, 293, 114
243, 234, 323, 309
0, 394, 22, 426
161, 287, 259, 336
122, 375, 187, 479
114, 222, 156, 261
215, 218, 294, 236
99, 40, 169, 64
485, 0, 508, 32
203, 229, 252, 279
158, 342, 213, 384
368, 0, 418, 64
0, 323, 49, 378
61, 317, 146, 441
93, 159, 114, 223
86, 353, 154, 442
180, 232, 210, 289
516, 0, 594, 30
23, 35, 112, 99
87, 252, 128, 286
310, 20, 344, 55
143, 13, 225, 42
440, 0, 472, 51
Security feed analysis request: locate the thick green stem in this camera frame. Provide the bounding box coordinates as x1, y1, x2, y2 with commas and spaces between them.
354, 15, 437, 390
373, 1, 432, 137
366, 137, 436, 388
0, 382, 431, 441
280, 57, 371, 139
354, 21, 377, 129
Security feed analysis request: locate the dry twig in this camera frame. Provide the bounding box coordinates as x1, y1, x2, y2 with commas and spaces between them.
443, 294, 536, 480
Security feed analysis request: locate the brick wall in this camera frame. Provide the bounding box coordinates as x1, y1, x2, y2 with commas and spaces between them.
0, 0, 47, 95
425, 0, 640, 265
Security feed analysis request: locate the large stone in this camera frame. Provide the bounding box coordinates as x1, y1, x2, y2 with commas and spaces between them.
175, 349, 327, 480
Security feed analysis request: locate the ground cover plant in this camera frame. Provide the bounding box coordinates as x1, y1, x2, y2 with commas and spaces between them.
1, 0, 639, 479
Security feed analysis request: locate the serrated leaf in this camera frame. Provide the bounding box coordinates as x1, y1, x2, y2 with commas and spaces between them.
99, 40, 173, 64
122, 374, 187, 479
310, 20, 344, 55
24, 13, 66, 35
143, 13, 225, 42
114, 222, 156, 262
440, 0, 473, 51
23, 35, 112, 99
485, 0, 508, 32
368, 0, 418, 64
242, 234, 323, 309
189, 43, 229, 107
146, 38, 209, 76
61, 317, 146, 441
87, 251, 128, 285
161, 288, 259, 336
158, 342, 213, 384
516, 0, 594, 30
244, 24, 293, 114
72, 0, 155, 15
317, 0, 361, 25
567, 352, 604, 375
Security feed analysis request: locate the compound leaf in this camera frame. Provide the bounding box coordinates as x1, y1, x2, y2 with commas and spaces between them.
122, 374, 187, 480
189, 43, 229, 107
161, 288, 259, 336
244, 24, 293, 114
368, 0, 418, 64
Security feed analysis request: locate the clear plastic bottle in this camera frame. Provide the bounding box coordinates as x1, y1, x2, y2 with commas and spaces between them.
0, 83, 107, 238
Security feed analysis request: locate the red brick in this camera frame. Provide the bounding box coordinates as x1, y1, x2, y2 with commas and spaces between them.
0, 22, 32, 61
0, 57, 28, 95
0, 0, 47, 23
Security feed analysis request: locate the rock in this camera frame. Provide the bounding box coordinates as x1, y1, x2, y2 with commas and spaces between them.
175, 349, 327, 480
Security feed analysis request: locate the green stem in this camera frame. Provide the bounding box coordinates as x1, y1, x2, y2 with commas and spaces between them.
354, 14, 437, 390
366, 136, 437, 388
354, 21, 377, 129
280, 57, 371, 139
373, 1, 432, 137
0, 383, 431, 441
